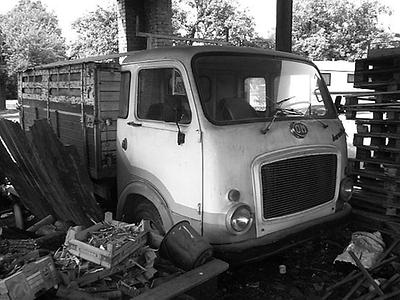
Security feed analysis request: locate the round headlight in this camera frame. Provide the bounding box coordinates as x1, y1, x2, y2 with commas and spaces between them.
340, 177, 354, 201
226, 203, 253, 234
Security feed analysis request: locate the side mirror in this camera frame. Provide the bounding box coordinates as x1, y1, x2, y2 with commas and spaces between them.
334, 96, 344, 114
164, 96, 186, 145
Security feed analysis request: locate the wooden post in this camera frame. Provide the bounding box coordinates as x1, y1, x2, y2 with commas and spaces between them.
275, 0, 293, 53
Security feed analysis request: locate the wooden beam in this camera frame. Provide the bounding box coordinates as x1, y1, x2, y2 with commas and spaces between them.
134, 259, 228, 300
276, 0, 293, 52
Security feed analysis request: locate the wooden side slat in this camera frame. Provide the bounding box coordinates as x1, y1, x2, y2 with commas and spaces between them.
99, 71, 121, 82
99, 101, 119, 112
99, 91, 120, 102
99, 82, 120, 92
100, 131, 117, 141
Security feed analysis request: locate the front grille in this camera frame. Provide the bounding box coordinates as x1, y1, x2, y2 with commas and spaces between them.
261, 154, 337, 219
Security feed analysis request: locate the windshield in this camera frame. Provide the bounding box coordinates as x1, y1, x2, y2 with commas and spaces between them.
192, 54, 335, 125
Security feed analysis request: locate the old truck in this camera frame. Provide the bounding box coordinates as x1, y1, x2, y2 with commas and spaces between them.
18, 46, 353, 260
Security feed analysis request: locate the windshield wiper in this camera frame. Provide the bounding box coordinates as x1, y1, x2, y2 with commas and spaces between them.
276, 95, 296, 105
260, 107, 300, 134
260, 112, 278, 134
282, 103, 329, 129
261, 106, 328, 134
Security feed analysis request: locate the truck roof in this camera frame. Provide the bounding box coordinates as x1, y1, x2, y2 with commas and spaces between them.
121, 45, 311, 65
25, 46, 311, 71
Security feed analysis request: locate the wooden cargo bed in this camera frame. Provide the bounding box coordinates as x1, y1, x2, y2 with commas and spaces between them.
18, 61, 121, 180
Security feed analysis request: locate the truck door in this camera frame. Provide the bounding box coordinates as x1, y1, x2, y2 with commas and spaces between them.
119, 62, 203, 229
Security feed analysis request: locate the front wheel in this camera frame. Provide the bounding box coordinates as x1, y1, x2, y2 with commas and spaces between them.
122, 199, 165, 235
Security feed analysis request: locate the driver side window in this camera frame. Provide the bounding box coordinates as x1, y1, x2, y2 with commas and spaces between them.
137, 68, 191, 124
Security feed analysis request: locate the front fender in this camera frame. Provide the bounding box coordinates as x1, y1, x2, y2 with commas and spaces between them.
117, 179, 174, 231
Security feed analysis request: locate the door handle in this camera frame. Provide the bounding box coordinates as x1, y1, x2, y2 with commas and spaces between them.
127, 121, 142, 127
122, 138, 127, 150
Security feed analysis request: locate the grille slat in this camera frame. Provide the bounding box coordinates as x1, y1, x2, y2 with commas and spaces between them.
261, 154, 337, 219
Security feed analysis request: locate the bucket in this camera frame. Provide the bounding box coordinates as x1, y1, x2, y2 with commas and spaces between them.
160, 220, 213, 271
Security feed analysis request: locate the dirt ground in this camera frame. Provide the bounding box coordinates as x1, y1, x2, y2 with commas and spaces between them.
211, 222, 394, 300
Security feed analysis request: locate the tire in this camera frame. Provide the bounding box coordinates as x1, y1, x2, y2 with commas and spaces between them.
123, 199, 165, 235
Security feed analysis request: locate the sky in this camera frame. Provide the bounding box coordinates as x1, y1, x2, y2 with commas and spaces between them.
0, 0, 400, 42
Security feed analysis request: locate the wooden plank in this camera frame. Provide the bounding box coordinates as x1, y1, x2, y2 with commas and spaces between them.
22, 99, 94, 115
356, 181, 400, 198
31, 53, 130, 69
22, 93, 46, 101
354, 144, 400, 154
355, 67, 400, 75
100, 131, 117, 141
134, 259, 229, 300
349, 169, 400, 182
99, 101, 119, 112
344, 90, 400, 97
101, 141, 116, 151
355, 132, 400, 139
100, 123, 117, 131
98, 111, 119, 119
48, 81, 82, 89
345, 106, 400, 112
355, 119, 400, 125
99, 71, 121, 82
99, 82, 120, 92
99, 91, 120, 102
351, 190, 386, 206
349, 158, 400, 168
30, 120, 103, 224
346, 103, 400, 108
354, 81, 400, 89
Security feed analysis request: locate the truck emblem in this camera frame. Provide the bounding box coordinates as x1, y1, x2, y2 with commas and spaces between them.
290, 122, 308, 138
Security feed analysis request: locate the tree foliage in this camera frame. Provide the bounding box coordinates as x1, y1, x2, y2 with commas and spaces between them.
292, 0, 394, 61
0, 0, 66, 75
70, 5, 118, 59
172, 0, 263, 46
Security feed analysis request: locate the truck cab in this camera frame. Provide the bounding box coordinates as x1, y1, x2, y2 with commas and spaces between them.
116, 46, 352, 259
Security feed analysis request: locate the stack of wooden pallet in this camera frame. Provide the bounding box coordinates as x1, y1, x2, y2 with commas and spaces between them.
345, 47, 400, 233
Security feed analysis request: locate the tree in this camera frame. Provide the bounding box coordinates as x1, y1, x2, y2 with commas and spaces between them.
292, 0, 394, 61
0, 0, 66, 75
172, 0, 259, 46
69, 5, 118, 59
0, 31, 6, 109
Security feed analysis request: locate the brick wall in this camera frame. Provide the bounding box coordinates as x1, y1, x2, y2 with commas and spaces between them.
117, 0, 172, 52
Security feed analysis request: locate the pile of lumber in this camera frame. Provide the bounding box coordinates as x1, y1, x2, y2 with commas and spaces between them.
344, 47, 400, 234
0, 119, 102, 226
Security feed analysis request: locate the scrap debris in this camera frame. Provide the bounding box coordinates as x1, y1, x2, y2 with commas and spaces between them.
0, 212, 223, 300
324, 232, 400, 299
334, 231, 385, 269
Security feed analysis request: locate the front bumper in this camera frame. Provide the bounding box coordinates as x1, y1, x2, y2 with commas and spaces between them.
213, 203, 351, 263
